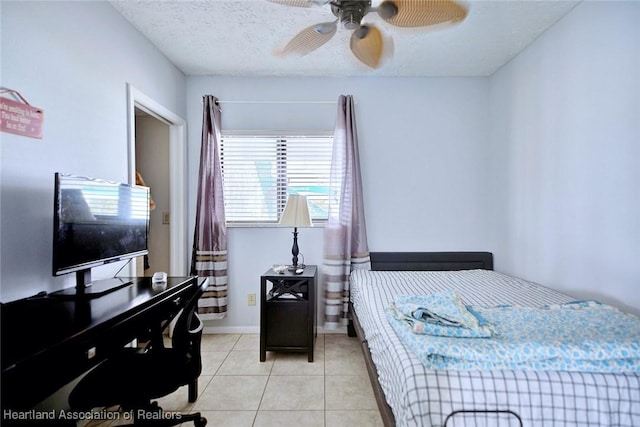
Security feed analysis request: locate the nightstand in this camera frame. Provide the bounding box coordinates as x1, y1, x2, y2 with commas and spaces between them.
260, 265, 317, 362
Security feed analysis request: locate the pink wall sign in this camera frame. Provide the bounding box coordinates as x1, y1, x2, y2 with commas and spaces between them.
0, 91, 44, 139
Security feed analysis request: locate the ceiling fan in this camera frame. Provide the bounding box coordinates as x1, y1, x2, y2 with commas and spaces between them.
268, 0, 468, 69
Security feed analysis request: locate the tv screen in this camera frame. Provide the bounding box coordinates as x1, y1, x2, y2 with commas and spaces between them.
52, 173, 150, 280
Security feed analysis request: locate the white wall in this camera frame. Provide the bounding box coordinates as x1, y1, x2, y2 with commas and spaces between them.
0, 1, 186, 302
186, 77, 491, 331
489, 1, 640, 315
3, 0, 637, 330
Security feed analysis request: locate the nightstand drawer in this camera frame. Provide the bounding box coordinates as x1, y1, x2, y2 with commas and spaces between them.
265, 300, 307, 347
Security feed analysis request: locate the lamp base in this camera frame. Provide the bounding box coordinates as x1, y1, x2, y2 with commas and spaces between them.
289, 227, 300, 271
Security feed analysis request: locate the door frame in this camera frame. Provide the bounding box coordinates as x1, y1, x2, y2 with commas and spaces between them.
126, 84, 188, 276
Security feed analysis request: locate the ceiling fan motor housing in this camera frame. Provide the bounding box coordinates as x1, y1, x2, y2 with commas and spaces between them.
331, 0, 372, 30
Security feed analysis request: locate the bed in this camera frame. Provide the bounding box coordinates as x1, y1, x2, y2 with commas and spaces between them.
348, 252, 640, 427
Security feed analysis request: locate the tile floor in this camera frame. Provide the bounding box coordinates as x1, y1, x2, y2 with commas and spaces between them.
84, 333, 383, 427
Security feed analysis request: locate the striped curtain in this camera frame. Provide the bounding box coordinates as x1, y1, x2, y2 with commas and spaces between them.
191, 95, 228, 320
323, 95, 371, 329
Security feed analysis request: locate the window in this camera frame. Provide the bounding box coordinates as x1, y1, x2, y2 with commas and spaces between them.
77, 184, 148, 220
220, 132, 333, 224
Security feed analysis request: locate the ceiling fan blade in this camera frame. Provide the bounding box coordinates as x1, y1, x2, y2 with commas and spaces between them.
266, 0, 329, 7
277, 22, 337, 56
350, 25, 385, 69
377, 0, 468, 27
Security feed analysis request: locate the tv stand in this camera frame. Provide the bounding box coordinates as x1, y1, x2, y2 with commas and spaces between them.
50, 277, 135, 300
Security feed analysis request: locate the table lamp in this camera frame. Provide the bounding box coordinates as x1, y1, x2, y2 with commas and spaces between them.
279, 195, 313, 271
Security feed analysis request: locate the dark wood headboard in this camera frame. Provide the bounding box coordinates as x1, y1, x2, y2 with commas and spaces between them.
369, 252, 493, 271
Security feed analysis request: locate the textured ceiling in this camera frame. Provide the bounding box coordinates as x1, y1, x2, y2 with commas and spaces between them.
110, 0, 581, 77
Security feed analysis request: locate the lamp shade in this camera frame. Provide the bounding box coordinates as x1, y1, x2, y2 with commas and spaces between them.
279, 195, 312, 227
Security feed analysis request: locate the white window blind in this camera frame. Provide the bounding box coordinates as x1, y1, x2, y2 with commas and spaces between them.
220, 132, 333, 224
67, 178, 148, 220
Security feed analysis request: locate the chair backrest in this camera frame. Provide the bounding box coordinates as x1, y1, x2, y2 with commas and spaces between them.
170, 280, 205, 377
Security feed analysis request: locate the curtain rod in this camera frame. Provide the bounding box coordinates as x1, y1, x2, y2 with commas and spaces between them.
214, 100, 340, 105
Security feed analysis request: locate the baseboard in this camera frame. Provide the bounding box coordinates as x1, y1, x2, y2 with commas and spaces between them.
203, 326, 260, 334
202, 325, 348, 335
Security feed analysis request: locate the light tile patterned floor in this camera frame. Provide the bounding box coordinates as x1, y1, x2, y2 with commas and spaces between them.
83, 334, 383, 427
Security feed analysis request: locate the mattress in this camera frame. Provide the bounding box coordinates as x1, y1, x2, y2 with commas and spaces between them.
350, 269, 640, 427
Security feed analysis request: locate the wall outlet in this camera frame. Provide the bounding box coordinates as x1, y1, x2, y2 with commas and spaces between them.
162, 211, 170, 224
247, 293, 256, 306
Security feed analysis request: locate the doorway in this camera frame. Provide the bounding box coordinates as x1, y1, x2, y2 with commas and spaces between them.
127, 84, 188, 277
135, 109, 170, 275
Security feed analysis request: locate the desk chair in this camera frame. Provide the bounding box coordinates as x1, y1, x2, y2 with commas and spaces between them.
69, 285, 207, 427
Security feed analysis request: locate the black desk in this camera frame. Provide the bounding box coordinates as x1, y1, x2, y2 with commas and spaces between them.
1, 276, 204, 411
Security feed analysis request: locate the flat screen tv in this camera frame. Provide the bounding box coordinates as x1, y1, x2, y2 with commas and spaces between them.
52, 173, 150, 297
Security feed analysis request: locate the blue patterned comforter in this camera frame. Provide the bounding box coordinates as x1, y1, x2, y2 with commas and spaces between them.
388, 291, 495, 338
387, 296, 640, 373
